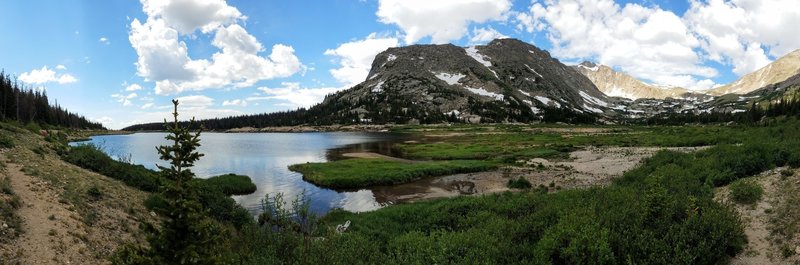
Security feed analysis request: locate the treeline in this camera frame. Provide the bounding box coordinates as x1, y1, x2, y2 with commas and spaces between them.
123, 90, 598, 131
0, 71, 104, 129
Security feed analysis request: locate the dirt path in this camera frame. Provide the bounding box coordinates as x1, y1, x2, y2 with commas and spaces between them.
3, 160, 102, 264
717, 168, 800, 264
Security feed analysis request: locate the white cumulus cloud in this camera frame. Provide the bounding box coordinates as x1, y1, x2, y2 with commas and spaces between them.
99, 37, 110, 45
377, 0, 512, 44
19, 66, 78, 85
129, 0, 303, 95
141, 0, 244, 34
324, 33, 399, 86
222, 99, 248, 107
92, 116, 113, 125
112, 93, 139, 107
684, 0, 800, 75
251, 82, 344, 108
469, 26, 508, 44
125, 83, 143, 91
520, 0, 718, 90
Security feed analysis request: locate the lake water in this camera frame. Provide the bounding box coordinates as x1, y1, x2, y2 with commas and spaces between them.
72, 132, 405, 215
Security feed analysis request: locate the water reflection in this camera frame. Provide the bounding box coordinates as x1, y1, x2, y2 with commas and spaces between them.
73, 132, 403, 215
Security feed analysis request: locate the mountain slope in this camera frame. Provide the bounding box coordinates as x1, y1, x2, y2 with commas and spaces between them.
318, 38, 617, 124
572, 62, 689, 100
710, 49, 800, 95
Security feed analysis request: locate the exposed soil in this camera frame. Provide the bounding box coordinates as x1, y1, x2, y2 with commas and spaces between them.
717, 168, 800, 265
370, 146, 705, 204
1, 161, 95, 264
0, 132, 156, 264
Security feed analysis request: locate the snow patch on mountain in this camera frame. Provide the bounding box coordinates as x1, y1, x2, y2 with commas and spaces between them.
465, 87, 504, 101
583, 104, 604, 113
524, 64, 543, 78
372, 80, 385, 93
434, 72, 465, 86
535, 96, 561, 108
579, 91, 608, 107
465, 46, 499, 79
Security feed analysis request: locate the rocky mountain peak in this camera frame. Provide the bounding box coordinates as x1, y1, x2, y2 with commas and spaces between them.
579, 61, 597, 68
318, 38, 623, 124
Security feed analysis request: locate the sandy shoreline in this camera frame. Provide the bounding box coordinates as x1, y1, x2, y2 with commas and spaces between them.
370, 146, 707, 204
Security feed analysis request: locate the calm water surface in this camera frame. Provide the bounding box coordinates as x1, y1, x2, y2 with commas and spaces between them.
74, 132, 405, 215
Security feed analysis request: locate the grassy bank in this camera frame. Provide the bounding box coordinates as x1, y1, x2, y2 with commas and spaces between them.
291, 123, 758, 189
394, 124, 756, 161
63, 143, 257, 228
98, 118, 800, 264
285, 119, 800, 264
290, 158, 496, 189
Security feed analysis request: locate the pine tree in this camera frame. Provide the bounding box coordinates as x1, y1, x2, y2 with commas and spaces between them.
148, 99, 229, 264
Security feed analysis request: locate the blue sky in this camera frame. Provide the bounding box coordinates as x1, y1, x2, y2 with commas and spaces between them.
1, 0, 798, 129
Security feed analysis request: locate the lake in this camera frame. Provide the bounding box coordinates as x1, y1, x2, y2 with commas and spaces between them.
72, 132, 406, 215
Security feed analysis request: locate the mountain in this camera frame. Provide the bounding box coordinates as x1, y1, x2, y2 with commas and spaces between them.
572, 62, 689, 100
709, 49, 800, 95
321, 38, 621, 124
123, 39, 800, 131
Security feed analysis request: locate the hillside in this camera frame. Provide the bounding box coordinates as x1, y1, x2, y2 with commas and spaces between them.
572, 62, 690, 100
0, 124, 153, 264
710, 49, 800, 95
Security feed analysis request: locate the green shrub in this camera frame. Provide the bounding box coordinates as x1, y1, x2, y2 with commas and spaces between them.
781, 168, 794, 178
0, 134, 13, 148
196, 174, 257, 196
87, 186, 103, 200
24, 122, 41, 134
63, 144, 161, 192
729, 179, 764, 204
507, 177, 532, 189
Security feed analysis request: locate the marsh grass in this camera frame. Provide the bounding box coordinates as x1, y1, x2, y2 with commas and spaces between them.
290, 158, 496, 189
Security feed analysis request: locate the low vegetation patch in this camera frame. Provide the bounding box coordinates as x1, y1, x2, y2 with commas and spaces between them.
197, 173, 257, 196
0, 134, 13, 149
290, 158, 496, 189
0, 176, 23, 242
507, 177, 532, 189
63, 144, 161, 192
729, 179, 764, 204
64, 143, 256, 228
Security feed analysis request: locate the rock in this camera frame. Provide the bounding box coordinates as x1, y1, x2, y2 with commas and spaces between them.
149, 211, 157, 217
796, 246, 800, 255
335, 220, 351, 233
2, 223, 7, 229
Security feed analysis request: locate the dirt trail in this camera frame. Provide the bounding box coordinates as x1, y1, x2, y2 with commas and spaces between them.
717, 168, 800, 265
3, 159, 102, 264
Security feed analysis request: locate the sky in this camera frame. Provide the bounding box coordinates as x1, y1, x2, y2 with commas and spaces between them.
1, 0, 798, 129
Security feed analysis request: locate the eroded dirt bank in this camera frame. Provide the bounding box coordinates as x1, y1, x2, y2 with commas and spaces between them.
716, 168, 800, 265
